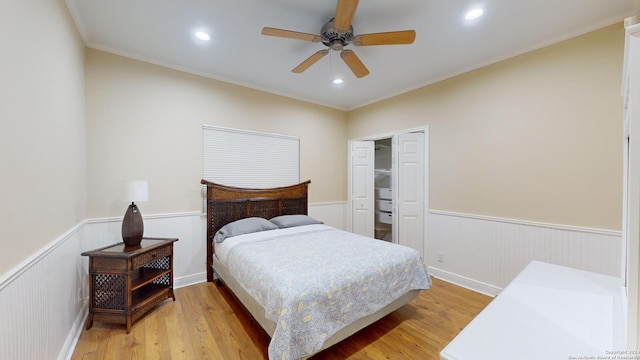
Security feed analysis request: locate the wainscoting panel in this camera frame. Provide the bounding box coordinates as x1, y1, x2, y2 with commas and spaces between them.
0, 222, 88, 360
308, 201, 347, 230
85, 212, 208, 289
143, 213, 208, 287
427, 210, 623, 295
10, 202, 598, 359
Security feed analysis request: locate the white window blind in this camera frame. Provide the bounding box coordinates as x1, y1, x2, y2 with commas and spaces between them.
202, 125, 300, 188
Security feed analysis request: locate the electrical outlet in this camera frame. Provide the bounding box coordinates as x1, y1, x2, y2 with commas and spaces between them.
437, 252, 444, 263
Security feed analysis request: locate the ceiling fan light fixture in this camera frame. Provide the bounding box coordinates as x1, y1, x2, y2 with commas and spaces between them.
261, 0, 414, 79
465, 8, 484, 20
333, 78, 344, 85
195, 31, 211, 41
330, 41, 344, 51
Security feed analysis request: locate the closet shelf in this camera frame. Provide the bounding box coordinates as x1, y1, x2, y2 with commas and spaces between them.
375, 188, 392, 200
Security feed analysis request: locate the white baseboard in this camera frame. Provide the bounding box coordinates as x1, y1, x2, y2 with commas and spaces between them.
175, 272, 207, 289
58, 302, 88, 360
428, 266, 501, 298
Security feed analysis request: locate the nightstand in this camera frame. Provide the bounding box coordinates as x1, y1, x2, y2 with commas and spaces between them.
81, 237, 178, 333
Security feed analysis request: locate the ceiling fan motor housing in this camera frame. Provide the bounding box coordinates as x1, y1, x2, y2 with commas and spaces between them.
321, 18, 353, 50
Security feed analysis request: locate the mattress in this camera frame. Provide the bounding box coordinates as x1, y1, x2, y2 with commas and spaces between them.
213, 224, 431, 360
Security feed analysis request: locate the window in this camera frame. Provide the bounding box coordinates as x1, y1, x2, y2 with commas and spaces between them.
202, 125, 300, 210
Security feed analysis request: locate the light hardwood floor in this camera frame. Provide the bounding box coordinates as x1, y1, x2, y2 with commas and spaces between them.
72, 277, 492, 359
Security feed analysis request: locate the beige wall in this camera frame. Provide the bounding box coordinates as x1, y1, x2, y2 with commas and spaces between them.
85, 49, 348, 218
0, 8, 625, 278
348, 23, 624, 231
0, 0, 86, 275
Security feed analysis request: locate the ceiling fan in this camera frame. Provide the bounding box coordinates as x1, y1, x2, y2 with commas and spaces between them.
261, 0, 416, 79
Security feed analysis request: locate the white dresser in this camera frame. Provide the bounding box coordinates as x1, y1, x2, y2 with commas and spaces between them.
440, 261, 625, 360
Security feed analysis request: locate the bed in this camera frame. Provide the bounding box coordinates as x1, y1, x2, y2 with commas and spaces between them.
201, 179, 431, 360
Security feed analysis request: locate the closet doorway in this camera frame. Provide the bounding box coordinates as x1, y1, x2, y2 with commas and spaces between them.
348, 127, 429, 258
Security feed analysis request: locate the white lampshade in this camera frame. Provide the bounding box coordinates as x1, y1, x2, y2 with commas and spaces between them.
121, 180, 148, 202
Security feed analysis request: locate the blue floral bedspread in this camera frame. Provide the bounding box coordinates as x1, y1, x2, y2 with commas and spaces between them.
223, 225, 432, 360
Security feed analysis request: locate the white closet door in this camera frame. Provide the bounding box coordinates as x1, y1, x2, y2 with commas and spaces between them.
395, 132, 425, 257
623, 18, 640, 349
350, 141, 375, 237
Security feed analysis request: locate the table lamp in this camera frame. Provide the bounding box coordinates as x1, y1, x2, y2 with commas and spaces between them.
121, 180, 148, 248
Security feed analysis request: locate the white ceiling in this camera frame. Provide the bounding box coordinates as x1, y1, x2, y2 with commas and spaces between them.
65, 0, 639, 111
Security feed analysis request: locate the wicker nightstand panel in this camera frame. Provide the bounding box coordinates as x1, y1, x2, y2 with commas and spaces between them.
92, 274, 126, 309
131, 245, 172, 268
150, 272, 171, 286
143, 256, 171, 271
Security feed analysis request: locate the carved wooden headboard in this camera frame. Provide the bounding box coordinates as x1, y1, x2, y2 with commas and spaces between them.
200, 179, 311, 282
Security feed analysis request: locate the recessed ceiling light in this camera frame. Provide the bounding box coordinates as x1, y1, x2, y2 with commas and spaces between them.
465, 8, 484, 20
333, 78, 344, 85
195, 31, 210, 41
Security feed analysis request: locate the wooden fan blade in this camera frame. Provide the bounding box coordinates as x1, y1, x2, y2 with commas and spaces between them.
262, 27, 323, 42
292, 50, 329, 73
340, 49, 369, 78
334, 0, 359, 33
353, 30, 416, 46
